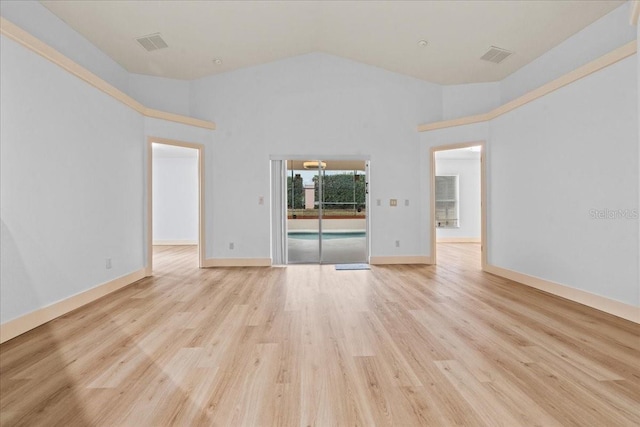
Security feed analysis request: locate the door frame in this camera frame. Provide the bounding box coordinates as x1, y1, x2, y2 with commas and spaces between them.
430, 140, 487, 269
146, 136, 205, 275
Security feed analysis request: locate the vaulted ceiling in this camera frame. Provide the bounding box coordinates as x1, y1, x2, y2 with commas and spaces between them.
41, 0, 623, 85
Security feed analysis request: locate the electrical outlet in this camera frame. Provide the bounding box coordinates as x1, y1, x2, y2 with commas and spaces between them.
395, 240, 400, 248
376, 199, 381, 206
390, 199, 398, 207
106, 258, 112, 269
405, 199, 410, 206
229, 242, 234, 250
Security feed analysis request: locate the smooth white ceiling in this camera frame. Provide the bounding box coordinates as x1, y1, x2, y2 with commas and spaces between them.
41, 0, 623, 84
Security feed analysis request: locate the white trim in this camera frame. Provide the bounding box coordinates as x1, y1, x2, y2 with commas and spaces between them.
153, 240, 197, 246
369, 256, 432, 265
0, 268, 147, 343
631, 1, 639, 26
365, 161, 371, 264
437, 237, 481, 243
203, 258, 272, 267
485, 264, 639, 324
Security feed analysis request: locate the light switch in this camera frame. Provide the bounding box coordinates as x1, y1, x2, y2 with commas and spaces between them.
390, 199, 397, 207
258, 196, 264, 205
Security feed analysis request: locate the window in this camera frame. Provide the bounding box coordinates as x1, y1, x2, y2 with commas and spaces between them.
435, 175, 459, 228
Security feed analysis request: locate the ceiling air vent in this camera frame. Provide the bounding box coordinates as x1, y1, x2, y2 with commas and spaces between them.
480, 46, 513, 64
136, 33, 168, 52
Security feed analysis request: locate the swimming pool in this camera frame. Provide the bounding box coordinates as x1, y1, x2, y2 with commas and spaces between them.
288, 231, 366, 240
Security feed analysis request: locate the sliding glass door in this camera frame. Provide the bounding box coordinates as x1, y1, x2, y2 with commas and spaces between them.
286, 162, 320, 263
286, 160, 367, 264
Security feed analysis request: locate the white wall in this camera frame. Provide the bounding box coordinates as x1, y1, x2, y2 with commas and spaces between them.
500, 2, 636, 104
442, 82, 501, 120
191, 52, 442, 259
0, 0, 130, 93
0, 35, 145, 323
152, 147, 199, 243
0, 2, 195, 115
435, 155, 481, 239
489, 55, 638, 306
129, 74, 191, 117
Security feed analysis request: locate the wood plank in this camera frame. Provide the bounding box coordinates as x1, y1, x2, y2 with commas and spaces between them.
1, 244, 638, 425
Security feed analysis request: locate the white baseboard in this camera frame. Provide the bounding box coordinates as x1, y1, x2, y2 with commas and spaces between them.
369, 256, 433, 265
437, 237, 481, 243
203, 258, 272, 267
0, 268, 147, 344
484, 264, 639, 324
153, 240, 197, 246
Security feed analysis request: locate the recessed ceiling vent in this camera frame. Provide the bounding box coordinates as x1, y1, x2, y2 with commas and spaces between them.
480, 46, 513, 64
136, 33, 168, 52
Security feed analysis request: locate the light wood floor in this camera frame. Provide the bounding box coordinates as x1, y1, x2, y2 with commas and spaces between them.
1, 244, 639, 426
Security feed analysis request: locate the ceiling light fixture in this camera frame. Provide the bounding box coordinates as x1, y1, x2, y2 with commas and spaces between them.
417, 40, 428, 48
213, 58, 223, 65
303, 161, 326, 170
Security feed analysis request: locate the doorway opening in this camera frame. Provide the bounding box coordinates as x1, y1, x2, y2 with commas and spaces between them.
430, 141, 486, 270
286, 159, 369, 264
146, 137, 205, 275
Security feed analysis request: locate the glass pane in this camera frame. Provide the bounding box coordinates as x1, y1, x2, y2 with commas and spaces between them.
287, 165, 320, 263
320, 167, 367, 264
435, 175, 459, 228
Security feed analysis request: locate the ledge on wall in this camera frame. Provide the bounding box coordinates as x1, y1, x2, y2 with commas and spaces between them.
0, 16, 216, 131
417, 41, 636, 132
